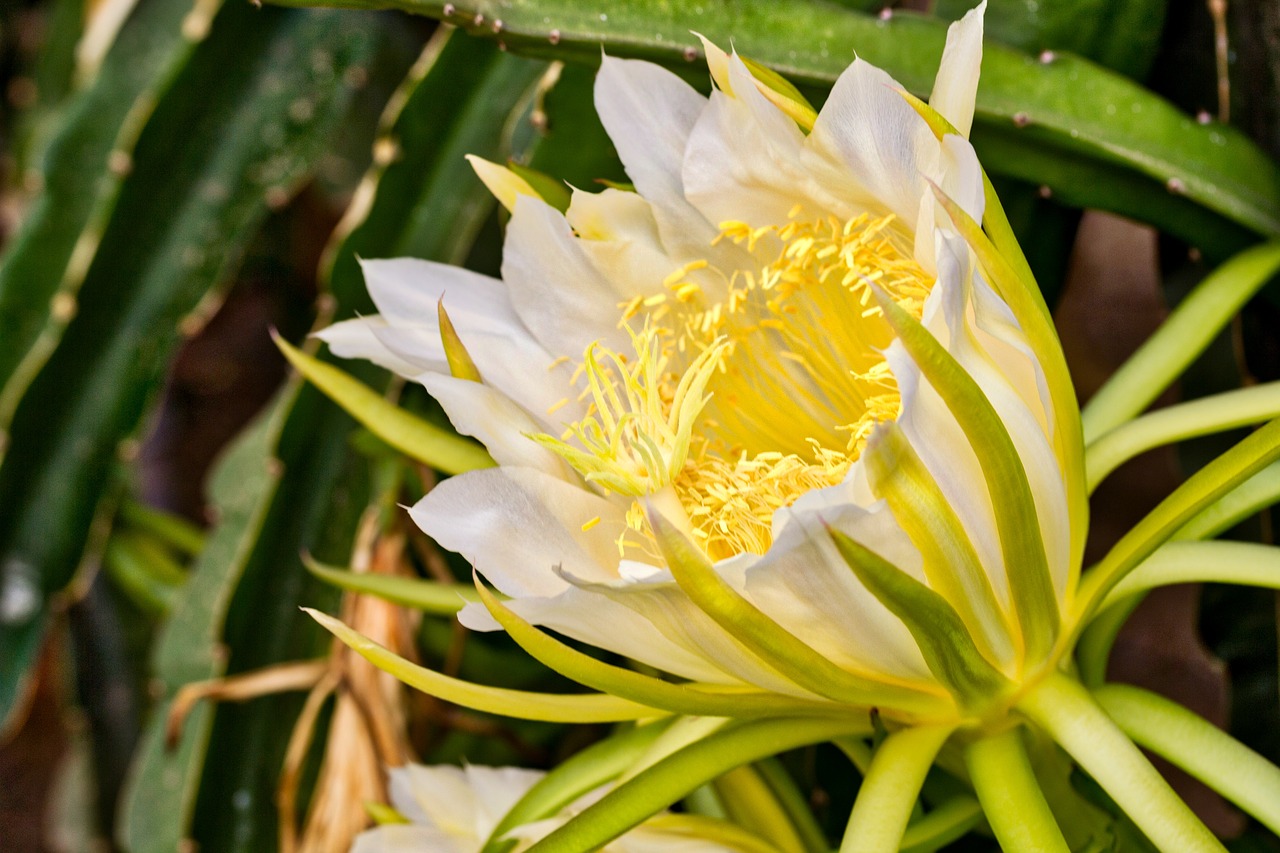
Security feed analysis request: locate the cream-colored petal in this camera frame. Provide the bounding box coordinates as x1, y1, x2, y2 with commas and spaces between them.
502, 194, 660, 355
744, 499, 935, 683
411, 467, 628, 599
809, 58, 941, 227
462, 580, 751, 686
350, 824, 469, 853
419, 374, 572, 476
929, 1, 986, 138
554, 567, 819, 695
316, 316, 430, 378
594, 56, 724, 263
683, 53, 842, 229
461, 765, 545, 839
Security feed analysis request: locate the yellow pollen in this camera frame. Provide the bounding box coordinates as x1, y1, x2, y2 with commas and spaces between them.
539, 211, 933, 561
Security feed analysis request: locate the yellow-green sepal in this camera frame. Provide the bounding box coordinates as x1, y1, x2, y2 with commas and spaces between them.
645, 506, 950, 718
875, 291, 1060, 665
739, 56, 818, 131
826, 528, 1011, 712
304, 607, 665, 723
275, 333, 494, 475
472, 573, 840, 719
926, 182, 1089, 583
865, 423, 1012, 668
436, 298, 483, 382
507, 162, 572, 213
304, 555, 480, 615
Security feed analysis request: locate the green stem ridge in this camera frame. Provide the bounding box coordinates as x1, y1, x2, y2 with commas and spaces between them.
838, 724, 954, 853
1092, 684, 1280, 836
524, 716, 873, 853
1081, 241, 1280, 442
1086, 381, 1280, 493
1017, 671, 1227, 853
965, 727, 1070, 853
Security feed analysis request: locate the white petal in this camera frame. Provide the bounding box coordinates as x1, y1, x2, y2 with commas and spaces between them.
316, 316, 430, 378
502, 195, 657, 355
809, 58, 941, 226
462, 580, 744, 686
461, 765, 544, 837
411, 467, 626, 599
594, 56, 724, 261
419, 374, 571, 475
929, 1, 986, 138
343, 258, 576, 419
389, 764, 477, 838
683, 54, 842, 228
552, 568, 817, 694
744, 500, 934, 682
350, 824, 469, 853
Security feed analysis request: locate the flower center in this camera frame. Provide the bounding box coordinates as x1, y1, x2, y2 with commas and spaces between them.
537, 211, 934, 561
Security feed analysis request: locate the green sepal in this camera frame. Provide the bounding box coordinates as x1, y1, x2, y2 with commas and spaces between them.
1092, 684, 1280, 836
826, 528, 1011, 711
928, 183, 1088, 578
865, 423, 1011, 668
437, 298, 483, 382
644, 506, 949, 717
507, 161, 572, 213
304, 607, 664, 723
304, 556, 479, 615
874, 290, 1060, 664
472, 573, 841, 719
739, 56, 818, 130
480, 721, 675, 853
524, 716, 874, 853
1071, 418, 1280, 635
275, 333, 494, 475
365, 802, 410, 825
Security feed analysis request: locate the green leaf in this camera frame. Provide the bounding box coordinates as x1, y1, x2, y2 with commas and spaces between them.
0, 0, 382, 734
0, 0, 226, 415
899, 796, 982, 853
826, 529, 1010, 710
307, 607, 664, 722
524, 716, 874, 853
263, 0, 1280, 250
118, 392, 293, 853
276, 333, 495, 474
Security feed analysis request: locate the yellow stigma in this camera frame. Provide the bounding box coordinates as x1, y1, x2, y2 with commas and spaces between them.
540, 211, 934, 561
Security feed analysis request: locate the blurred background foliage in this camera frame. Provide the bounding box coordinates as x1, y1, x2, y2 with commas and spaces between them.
0, 0, 1277, 850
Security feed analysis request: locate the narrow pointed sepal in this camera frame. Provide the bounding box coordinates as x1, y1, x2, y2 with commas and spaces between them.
826, 527, 1011, 711
645, 504, 950, 717
873, 290, 1060, 665
274, 333, 495, 474
437, 298, 483, 382
304, 607, 663, 723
